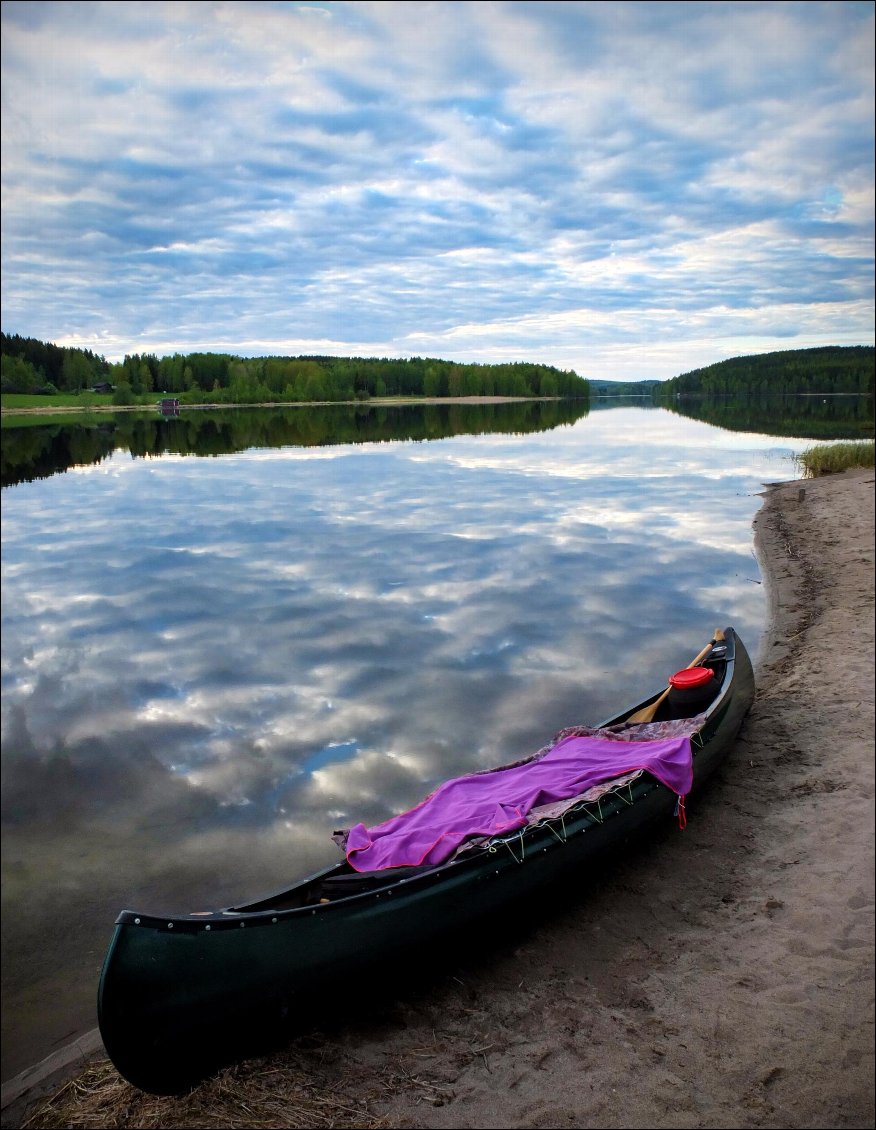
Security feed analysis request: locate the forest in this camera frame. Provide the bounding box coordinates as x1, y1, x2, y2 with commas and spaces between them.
654, 345, 873, 398
2, 335, 873, 405
0, 334, 587, 402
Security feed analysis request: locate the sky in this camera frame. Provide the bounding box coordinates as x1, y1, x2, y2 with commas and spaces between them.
1, 1, 874, 381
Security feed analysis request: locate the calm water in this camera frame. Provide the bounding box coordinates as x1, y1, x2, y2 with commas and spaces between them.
0, 398, 863, 1081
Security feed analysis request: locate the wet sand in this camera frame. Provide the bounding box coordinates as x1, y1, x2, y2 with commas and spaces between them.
3, 467, 874, 1129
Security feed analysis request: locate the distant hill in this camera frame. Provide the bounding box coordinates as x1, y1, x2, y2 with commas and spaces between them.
657, 346, 874, 398
589, 379, 662, 396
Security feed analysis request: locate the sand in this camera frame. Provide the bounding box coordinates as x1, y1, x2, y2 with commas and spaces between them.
3, 467, 874, 1130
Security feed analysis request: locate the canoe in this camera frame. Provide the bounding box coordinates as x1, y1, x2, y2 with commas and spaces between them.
97, 625, 755, 1093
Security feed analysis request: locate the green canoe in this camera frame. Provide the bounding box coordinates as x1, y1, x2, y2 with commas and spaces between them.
98, 625, 755, 1093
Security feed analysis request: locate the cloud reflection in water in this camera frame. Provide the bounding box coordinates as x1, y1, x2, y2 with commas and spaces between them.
1, 405, 810, 1080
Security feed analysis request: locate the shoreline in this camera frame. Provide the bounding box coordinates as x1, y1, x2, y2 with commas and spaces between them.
3, 468, 874, 1129
1, 395, 559, 417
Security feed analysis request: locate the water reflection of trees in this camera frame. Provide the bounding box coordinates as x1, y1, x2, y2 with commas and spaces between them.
4, 394, 872, 490
664, 394, 874, 439
1, 400, 590, 488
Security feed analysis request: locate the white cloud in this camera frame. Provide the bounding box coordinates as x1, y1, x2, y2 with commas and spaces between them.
1, 0, 873, 378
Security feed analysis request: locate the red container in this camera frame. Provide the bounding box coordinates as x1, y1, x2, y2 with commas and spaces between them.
667, 665, 718, 716
669, 666, 715, 689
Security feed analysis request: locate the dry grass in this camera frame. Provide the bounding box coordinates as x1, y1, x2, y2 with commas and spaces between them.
19, 1052, 398, 1130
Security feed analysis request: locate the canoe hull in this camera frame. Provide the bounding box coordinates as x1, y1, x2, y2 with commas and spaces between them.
98, 627, 755, 1093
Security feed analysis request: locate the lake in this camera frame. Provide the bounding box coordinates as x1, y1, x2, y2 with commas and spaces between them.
0, 395, 870, 1082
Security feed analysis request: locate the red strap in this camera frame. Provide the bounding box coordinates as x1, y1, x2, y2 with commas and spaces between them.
675, 794, 687, 830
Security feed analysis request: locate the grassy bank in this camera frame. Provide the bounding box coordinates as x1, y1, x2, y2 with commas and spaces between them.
1, 392, 123, 410
797, 440, 875, 477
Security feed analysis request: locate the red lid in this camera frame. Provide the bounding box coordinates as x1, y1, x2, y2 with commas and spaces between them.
669, 666, 715, 689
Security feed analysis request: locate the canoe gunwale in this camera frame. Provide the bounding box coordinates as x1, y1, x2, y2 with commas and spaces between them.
112, 772, 670, 933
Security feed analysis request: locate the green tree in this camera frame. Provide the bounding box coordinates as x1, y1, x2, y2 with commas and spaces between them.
1, 353, 42, 393
112, 381, 136, 405
62, 350, 94, 392
136, 362, 154, 395
423, 366, 442, 396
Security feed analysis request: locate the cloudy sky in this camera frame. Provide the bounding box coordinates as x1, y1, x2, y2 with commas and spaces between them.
1, 1, 873, 380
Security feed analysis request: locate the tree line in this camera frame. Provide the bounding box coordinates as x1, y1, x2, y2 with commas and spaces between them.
3, 334, 871, 403
655, 346, 873, 398
0, 333, 588, 402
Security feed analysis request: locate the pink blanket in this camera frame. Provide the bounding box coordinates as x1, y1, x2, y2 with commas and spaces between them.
344, 733, 693, 871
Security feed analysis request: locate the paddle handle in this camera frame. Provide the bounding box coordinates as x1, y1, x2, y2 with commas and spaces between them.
627, 628, 724, 724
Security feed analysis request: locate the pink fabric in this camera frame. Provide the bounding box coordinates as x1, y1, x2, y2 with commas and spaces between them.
345, 734, 693, 871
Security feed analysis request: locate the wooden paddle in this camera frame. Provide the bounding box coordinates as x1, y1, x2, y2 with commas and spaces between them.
627, 628, 725, 724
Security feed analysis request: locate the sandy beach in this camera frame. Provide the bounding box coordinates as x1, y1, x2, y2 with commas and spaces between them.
3, 466, 873, 1130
